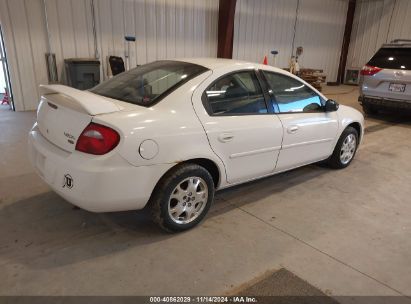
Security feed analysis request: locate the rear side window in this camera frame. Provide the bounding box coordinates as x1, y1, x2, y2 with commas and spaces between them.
204, 71, 268, 115
91, 61, 208, 106
368, 48, 411, 70
263, 71, 324, 113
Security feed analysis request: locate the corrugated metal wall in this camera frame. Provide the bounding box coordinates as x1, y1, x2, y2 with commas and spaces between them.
346, 0, 411, 69
233, 0, 348, 82
293, 0, 348, 82
94, 0, 219, 81
44, 0, 95, 84
0, 0, 48, 110
233, 0, 298, 72
0, 0, 219, 111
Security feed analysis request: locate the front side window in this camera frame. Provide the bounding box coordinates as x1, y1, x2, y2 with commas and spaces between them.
91, 61, 208, 106
263, 71, 324, 113
204, 71, 268, 115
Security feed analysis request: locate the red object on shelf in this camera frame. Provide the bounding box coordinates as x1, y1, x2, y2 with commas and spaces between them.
1, 89, 10, 105
263, 56, 268, 65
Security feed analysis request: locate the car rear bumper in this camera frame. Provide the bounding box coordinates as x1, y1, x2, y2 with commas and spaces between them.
28, 124, 173, 212
359, 95, 411, 110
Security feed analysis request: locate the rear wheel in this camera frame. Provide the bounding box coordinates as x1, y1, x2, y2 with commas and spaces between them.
328, 126, 359, 169
150, 164, 215, 232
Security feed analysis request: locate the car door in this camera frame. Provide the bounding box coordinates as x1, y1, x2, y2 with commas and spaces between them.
261, 71, 339, 172
192, 70, 283, 185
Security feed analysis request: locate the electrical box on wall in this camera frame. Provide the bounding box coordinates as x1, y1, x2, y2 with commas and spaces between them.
345, 69, 360, 85
64, 58, 100, 90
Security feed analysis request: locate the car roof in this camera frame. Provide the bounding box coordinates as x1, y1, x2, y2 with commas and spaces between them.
382, 39, 411, 48
171, 57, 326, 99
381, 43, 411, 48
173, 57, 285, 73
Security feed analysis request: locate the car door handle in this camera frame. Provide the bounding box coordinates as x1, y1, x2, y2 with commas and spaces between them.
287, 126, 299, 134
218, 133, 234, 143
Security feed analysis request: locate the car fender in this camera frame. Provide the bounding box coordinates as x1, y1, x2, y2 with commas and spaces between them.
336, 105, 365, 144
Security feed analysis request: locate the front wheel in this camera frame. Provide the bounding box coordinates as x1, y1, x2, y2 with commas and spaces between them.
327, 126, 359, 169
150, 163, 215, 232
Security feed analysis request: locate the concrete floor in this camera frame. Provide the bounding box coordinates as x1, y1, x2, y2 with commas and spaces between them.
1, 85, 411, 298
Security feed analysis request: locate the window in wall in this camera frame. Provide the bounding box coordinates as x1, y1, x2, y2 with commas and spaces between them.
204, 71, 267, 115
263, 72, 324, 113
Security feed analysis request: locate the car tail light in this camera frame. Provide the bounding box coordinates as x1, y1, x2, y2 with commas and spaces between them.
76, 123, 120, 155
360, 65, 382, 76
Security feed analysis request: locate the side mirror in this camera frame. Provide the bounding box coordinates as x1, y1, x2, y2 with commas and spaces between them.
325, 99, 339, 112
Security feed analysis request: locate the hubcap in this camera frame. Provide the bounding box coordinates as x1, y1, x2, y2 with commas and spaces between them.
168, 177, 208, 224
340, 134, 357, 165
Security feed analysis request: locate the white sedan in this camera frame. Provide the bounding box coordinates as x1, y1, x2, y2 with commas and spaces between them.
28, 58, 364, 232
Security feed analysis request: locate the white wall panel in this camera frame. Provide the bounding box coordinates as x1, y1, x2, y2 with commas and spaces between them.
388, 0, 411, 41
234, 0, 298, 69
233, 0, 348, 82
0, 0, 48, 110
0, 0, 94, 110
0, 0, 219, 110
347, 0, 411, 69
45, 0, 95, 83
294, 0, 348, 82
25, 0, 50, 95
95, 0, 219, 81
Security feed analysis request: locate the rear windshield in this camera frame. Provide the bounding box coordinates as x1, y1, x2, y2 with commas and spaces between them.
91, 61, 208, 106
368, 47, 411, 70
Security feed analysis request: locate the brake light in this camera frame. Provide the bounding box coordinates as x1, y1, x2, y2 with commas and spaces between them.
360, 65, 382, 76
75, 123, 120, 155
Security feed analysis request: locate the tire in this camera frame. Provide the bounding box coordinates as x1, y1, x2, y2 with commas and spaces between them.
327, 126, 359, 169
362, 103, 378, 115
149, 163, 215, 232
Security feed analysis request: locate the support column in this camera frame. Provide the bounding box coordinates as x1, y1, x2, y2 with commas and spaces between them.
337, 0, 357, 84
217, 0, 237, 59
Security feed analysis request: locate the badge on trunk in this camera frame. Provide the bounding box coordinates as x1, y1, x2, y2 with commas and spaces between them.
63, 174, 74, 189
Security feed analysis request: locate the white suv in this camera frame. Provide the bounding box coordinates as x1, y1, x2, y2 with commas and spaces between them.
359, 40, 411, 114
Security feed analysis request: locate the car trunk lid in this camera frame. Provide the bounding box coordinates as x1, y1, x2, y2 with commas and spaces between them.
362, 68, 411, 100
362, 47, 411, 101
37, 85, 124, 152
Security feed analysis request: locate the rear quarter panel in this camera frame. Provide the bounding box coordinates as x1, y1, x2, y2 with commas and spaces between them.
93, 71, 227, 187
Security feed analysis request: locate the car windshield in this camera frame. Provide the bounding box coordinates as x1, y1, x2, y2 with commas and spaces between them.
368, 47, 411, 70
91, 60, 208, 106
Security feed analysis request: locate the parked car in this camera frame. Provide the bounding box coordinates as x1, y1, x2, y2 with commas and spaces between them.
359, 40, 411, 114
29, 58, 364, 232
